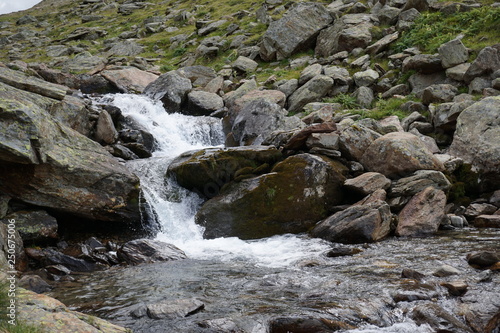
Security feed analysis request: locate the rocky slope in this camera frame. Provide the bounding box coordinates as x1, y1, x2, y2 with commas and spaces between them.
0, 0, 500, 332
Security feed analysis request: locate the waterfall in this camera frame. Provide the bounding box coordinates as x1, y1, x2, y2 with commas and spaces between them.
98, 94, 331, 267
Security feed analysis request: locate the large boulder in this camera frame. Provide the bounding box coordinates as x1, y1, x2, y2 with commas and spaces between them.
100, 67, 158, 94
0, 82, 141, 223
143, 71, 192, 113
260, 3, 333, 61
311, 200, 392, 244
186, 90, 224, 116
338, 120, 382, 162
396, 186, 447, 237
195, 153, 348, 239
389, 170, 451, 198
360, 132, 444, 179
167, 146, 283, 198
449, 97, 500, 191
117, 239, 187, 265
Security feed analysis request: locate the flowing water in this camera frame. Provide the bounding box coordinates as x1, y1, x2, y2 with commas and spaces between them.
49, 94, 500, 332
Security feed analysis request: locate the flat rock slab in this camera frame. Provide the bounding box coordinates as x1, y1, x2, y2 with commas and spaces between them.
101, 67, 158, 94
147, 298, 204, 319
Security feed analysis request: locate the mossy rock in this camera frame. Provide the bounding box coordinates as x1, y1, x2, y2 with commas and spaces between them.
195, 153, 348, 240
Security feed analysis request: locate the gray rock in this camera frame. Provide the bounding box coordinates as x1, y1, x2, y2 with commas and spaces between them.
95, 110, 118, 145
144, 71, 192, 112
232, 56, 258, 73
408, 71, 450, 97
196, 154, 347, 239
402, 54, 444, 74
361, 132, 444, 179
446, 63, 471, 81
260, 3, 333, 61
101, 67, 158, 94
433, 264, 461, 277
46, 45, 71, 58
396, 187, 447, 237
344, 172, 391, 196
198, 20, 227, 36
106, 40, 143, 56
18, 275, 52, 294
397, 8, 420, 30
449, 97, 500, 191
366, 31, 399, 55
287, 75, 333, 114
311, 200, 392, 244
353, 69, 379, 87
60, 52, 106, 73
438, 37, 469, 69
464, 46, 500, 82
377, 5, 401, 25
17, 15, 38, 25
306, 132, 340, 150
2, 210, 58, 243
401, 0, 430, 12
299, 63, 323, 85
409, 128, 440, 153
381, 84, 409, 99
147, 298, 204, 319
186, 91, 224, 116
276, 78, 299, 98
352, 86, 374, 108
117, 239, 187, 265
390, 170, 451, 197
177, 66, 217, 88
422, 84, 458, 104
411, 304, 472, 333
324, 66, 352, 85
469, 77, 492, 95
474, 215, 500, 228
338, 119, 382, 161
431, 100, 474, 132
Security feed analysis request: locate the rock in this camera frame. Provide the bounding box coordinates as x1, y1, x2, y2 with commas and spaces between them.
60, 52, 107, 73
260, 3, 333, 61
315, 14, 376, 58
269, 317, 352, 333
422, 84, 458, 104
283, 122, 337, 151
366, 31, 399, 55
196, 154, 347, 239
101, 67, 158, 94
411, 303, 473, 333
326, 246, 363, 257
459, 289, 500, 333
344, 172, 391, 196
408, 71, 449, 97
277, 79, 299, 98
176, 66, 217, 88
167, 146, 282, 198
229, 89, 286, 117
402, 54, 444, 74
433, 264, 461, 277
306, 133, 340, 150
449, 97, 500, 191
0, 222, 27, 271
232, 99, 300, 146
352, 86, 374, 108
0, 83, 141, 223
338, 120, 382, 162
17, 288, 129, 333
361, 132, 444, 179
49, 96, 92, 137
353, 69, 379, 87
441, 280, 468, 296
401, 0, 430, 12
95, 110, 118, 145
223, 79, 258, 109
198, 318, 240, 332
106, 40, 143, 56
389, 170, 451, 198
147, 298, 204, 319
143, 71, 192, 113
17, 15, 38, 25
446, 63, 471, 81
401, 268, 425, 280
198, 20, 227, 36
299, 63, 323, 85
377, 5, 401, 25
232, 56, 258, 73
469, 76, 492, 95
431, 100, 474, 132
397, 8, 420, 30
186, 91, 224, 116
2, 210, 58, 243
0, 66, 69, 100
311, 200, 392, 244
438, 37, 469, 68
490, 190, 500, 207
37, 248, 96, 272
117, 239, 187, 265
287, 75, 333, 114
474, 215, 500, 228
324, 66, 351, 85
396, 187, 446, 237
18, 275, 53, 294
467, 251, 500, 268
465, 203, 498, 219
464, 46, 500, 82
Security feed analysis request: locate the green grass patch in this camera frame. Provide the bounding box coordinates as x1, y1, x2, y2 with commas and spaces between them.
324, 93, 360, 109
393, 6, 500, 54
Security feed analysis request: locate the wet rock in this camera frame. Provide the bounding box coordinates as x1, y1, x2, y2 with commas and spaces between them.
459, 289, 500, 333
260, 3, 333, 61
101, 67, 158, 94
438, 37, 469, 69
117, 239, 187, 265
411, 303, 473, 333
433, 264, 461, 277
361, 132, 444, 179
474, 215, 500, 228
147, 298, 204, 319
396, 187, 446, 237
198, 318, 240, 332
338, 120, 382, 162
401, 268, 425, 280
311, 200, 392, 244
449, 97, 500, 191
186, 91, 224, 116
46, 264, 71, 276
467, 251, 500, 269
393, 290, 435, 302
167, 146, 282, 197
197, 154, 347, 239
344, 172, 391, 196
2, 210, 58, 243
0, 66, 69, 100
95, 109, 118, 145
287, 75, 334, 114
17, 288, 129, 333
389, 170, 451, 198
269, 317, 351, 332
143, 71, 192, 113
441, 280, 468, 296
422, 84, 458, 104
325, 246, 363, 257
18, 275, 53, 294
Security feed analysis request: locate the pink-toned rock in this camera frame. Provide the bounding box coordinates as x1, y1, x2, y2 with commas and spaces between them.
101, 67, 158, 93
361, 132, 444, 179
396, 186, 447, 237
344, 172, 391, 196
474, 215, 500, 228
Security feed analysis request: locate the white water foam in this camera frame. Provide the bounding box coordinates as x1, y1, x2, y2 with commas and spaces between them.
100, 94, 331, 267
